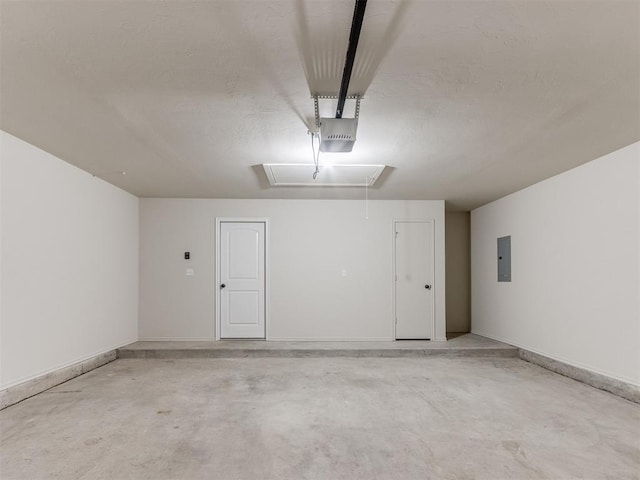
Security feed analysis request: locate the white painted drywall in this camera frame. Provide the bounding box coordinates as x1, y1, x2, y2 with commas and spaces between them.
445, 212, 470, 333
0, 134, 3, 387
0, 131, 139, 389
139, 199, 446, 341
471, 142, 640, 385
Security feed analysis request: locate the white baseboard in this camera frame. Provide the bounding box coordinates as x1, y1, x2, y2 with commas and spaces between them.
518, 348, 639, 404
0, 338, 136, 391
0, 345, 127, 410
267, 337, 393, 342
471, 329, 640, 387
138, 337, 216, 341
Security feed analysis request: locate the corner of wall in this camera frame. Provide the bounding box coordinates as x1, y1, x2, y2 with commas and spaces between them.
470, 141, 640, 385
1, 130, 140, 388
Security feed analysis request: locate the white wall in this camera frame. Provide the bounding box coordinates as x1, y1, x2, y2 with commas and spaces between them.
471, 142, 640, 385
139, 199, 446, 341
0, 131, 139, 389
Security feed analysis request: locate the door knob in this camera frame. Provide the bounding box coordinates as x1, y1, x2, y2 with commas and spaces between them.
220, 284, 226, 289
425, 284, 432, 290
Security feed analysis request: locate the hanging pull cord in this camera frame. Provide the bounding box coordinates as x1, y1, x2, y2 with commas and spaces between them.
310, 131, 321, 180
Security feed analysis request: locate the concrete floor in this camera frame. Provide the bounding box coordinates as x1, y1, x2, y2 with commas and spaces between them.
1, 357, 638, 479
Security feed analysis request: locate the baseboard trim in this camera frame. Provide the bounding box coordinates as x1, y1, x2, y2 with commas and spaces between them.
472, 329, 638, 382
0, 350, 118, 410
472, 330, 639, 403
519, 348, 640, 404
138, 337, 216, 341
267, 337, 393, 342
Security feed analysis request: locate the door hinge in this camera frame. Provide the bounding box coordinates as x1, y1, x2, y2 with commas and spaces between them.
395, 317, 398, 324
395, 274, 398, 281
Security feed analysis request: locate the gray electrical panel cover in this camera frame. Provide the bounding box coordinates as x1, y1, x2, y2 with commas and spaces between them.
497, 236, 511, 282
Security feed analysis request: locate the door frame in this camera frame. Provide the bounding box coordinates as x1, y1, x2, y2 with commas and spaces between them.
392, 219, 436, 340
215, 218, 270, 340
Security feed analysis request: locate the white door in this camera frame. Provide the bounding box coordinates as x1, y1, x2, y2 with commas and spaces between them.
394, 221, 434, 339
219, 222, 266, 339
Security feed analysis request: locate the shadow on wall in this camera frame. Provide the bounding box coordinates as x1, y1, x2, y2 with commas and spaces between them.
294, 0, 412, 96
214, 3, 313, 130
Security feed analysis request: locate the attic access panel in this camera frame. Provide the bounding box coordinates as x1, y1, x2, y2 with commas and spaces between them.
263, 164, 386, 187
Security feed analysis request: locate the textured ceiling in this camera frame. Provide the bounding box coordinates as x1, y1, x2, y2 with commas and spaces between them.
1, 0, 638, 210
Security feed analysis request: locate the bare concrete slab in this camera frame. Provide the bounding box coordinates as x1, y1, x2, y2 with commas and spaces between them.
118, 333, 518, 359
1, 356, 638, 479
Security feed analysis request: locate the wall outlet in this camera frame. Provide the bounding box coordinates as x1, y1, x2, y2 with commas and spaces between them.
186, 268, 194, 276
341, 269, 347, 277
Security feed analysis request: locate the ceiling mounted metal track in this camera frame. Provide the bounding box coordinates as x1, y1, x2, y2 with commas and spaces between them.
335, 0, 368, 119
